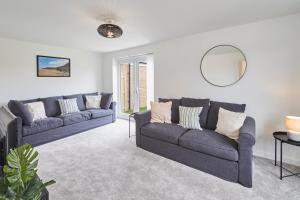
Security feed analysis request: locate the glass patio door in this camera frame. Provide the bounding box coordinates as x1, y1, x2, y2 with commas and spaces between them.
118, 56, 149, 118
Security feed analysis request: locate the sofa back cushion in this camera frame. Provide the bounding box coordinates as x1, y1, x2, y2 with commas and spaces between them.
207, 101, 246, 130
158, 98, 181, 124
100, 92, 113, 110
8, 100, 33, 126
181, 97, 210, 128
40, 96, 63, 117
64, 94, 85, 111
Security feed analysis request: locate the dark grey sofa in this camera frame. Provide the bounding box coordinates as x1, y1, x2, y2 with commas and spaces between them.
134, 98, 256, 188
5, 92, 116, 147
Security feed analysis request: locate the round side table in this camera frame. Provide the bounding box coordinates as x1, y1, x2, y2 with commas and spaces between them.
273, 131, 300, 180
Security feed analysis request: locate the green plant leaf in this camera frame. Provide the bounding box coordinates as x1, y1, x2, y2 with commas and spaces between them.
2, 144, 55, 200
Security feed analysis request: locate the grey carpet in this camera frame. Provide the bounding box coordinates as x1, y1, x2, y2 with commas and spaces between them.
36, 120, 300, 200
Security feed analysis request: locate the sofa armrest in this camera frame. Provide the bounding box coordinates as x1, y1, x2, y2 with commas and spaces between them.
238, 116, 256, 188
110, 101, 117, 122
238, 116, 256, 148
134, 111, 151, 147
0, 106, 23, 153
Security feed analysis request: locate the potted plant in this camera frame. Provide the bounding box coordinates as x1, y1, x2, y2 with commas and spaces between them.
0, 144, 55, 200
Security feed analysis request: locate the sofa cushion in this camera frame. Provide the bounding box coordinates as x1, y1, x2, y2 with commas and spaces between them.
87, 109, 113, 119
64, 94, 85, 111
40, 96, 63, 117
8, 100, 33, 126
179, 129, 238, 161
83, 92, 98, 104
22, 117, 63, 136
141, 123, 187, 145
59, 111, 91, 126
207, 101, 246, 130
181, 98, 210, 128
159, 98, 181, 124
100, 92, 113, 110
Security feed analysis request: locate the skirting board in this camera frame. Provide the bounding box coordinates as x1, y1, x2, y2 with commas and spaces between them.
254, 150, 300, 167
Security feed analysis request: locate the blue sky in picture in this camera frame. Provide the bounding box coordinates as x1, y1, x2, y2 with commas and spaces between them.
38, 56, 69, 69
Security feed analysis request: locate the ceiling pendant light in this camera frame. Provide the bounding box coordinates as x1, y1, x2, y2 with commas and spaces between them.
97, 19, 123, 38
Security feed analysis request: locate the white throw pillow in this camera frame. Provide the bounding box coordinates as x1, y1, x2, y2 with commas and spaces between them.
215, 108, 246, 140
25, 102, 47, 121
150, 101, 172, 123
179, 106, 203, 130
85, 95, 102, 109
58, 98, 80, 115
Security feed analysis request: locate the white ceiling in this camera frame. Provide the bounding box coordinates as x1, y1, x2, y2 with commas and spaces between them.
0, 0, 300, 53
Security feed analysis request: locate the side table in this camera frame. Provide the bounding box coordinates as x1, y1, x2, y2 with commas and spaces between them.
273, 131, 300, 179
129, 112, 137, 138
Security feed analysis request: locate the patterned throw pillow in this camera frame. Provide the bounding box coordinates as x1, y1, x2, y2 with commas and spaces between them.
25, 102, 47, 121
179, 106, 203, 130
58, 98, 79, 115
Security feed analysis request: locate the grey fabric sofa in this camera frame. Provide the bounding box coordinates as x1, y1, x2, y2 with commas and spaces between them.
5, 92, 116, 147
134, 98, 256, 188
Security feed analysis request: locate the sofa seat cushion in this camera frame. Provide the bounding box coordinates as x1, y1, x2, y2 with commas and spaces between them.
179, 129, 238, 161
59, 111, 91, 126
141, 123, 187, 145
87, 109, 113, 119
23, 117, 63, 136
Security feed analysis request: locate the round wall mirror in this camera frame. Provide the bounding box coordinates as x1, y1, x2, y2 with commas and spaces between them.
200, 45, 247, 87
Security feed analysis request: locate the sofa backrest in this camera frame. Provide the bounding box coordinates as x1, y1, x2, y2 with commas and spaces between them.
8, 92, 107, 121
158, 97, 246, 130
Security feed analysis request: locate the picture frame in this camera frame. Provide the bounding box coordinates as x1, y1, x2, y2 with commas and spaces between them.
37, 55, 71, 77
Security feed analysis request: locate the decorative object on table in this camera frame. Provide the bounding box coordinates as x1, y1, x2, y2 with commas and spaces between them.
200, 45, 247, 87
285, 116, 300, 141
37, 55, 70, 77
0, 144, 55, 199
273, 132, 300, 180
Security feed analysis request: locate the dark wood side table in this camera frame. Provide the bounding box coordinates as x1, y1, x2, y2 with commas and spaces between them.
273, 131, 300, 179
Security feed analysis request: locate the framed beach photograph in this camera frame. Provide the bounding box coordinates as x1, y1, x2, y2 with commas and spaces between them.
37, 55, 71, 77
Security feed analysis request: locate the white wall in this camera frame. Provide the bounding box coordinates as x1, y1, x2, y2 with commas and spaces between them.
102, 13, 300, 165
0, 38, 102, 105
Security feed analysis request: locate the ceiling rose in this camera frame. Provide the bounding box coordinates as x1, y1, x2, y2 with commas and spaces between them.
97, 19, 123, 39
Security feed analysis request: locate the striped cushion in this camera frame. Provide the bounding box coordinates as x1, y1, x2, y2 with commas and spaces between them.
179, 106, 203, 130
58, 98, 79, 115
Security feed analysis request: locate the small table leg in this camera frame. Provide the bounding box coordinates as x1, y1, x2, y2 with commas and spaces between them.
275, 139, 277, 166
129, 115, 131, 138
280, 141, 283, 180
